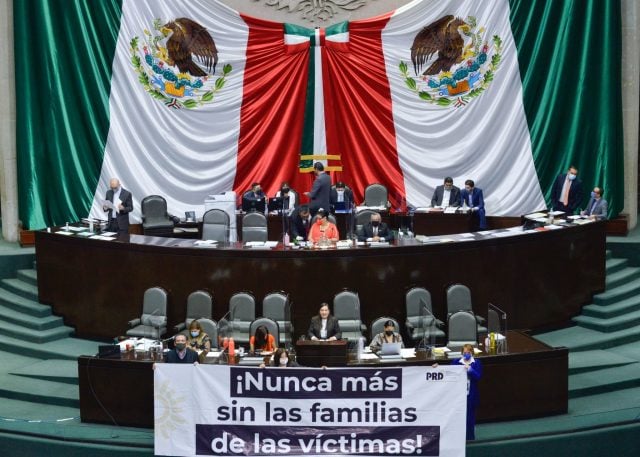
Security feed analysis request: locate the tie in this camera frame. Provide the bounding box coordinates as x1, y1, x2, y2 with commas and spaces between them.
590, 200, 598, 215
468, 192, 473, 207
561, 178, 571, 206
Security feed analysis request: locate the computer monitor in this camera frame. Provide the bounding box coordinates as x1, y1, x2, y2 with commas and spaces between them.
242, 196, 266, 213
268, 197, 284, 212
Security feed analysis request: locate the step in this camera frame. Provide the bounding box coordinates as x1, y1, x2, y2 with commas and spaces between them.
582, 295, 640, 319
16, 268, 38, 287
604, 267, 640, 290
0, 373, 78, 408
9, 360, 79, 385
0, 287, 51, 318
568, 350, 637, 375
0, 335, 101, 361
605, 257, 629, 276
573, 309, 640, 333
0, 303, 64, 330
0, 320, 74, 343
569, 363, 640, 398
568, 327, 640, 351
593, 280, 640, 306
0, 278, 39, 301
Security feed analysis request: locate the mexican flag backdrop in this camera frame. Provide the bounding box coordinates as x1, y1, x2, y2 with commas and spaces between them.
15, 0, 623, 229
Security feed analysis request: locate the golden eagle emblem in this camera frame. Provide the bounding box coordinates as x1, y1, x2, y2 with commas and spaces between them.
130, 18, 232, 110
411, 15, 470, 76
161, 18, 218, 77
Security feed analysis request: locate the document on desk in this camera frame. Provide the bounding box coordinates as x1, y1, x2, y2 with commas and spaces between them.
401, 348, 416, 359
444, 207, 457, 214
55, 231, 74, 236
194, 240, 217, 246
89, 235, 116, 241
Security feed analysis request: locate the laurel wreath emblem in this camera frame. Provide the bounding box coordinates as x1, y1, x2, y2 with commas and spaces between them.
129, 19, 231, 109
400, 17, 502, 108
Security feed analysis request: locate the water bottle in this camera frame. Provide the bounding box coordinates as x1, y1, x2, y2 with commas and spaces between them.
65, 222, 70, 231
89, 219, 94, 232
357, 337, 365, 361
283, 232, 290, 247
228, 337, 236, 360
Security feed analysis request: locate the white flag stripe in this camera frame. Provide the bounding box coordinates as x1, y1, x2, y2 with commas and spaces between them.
383, 0, 545, 215
91, 0, 249, 222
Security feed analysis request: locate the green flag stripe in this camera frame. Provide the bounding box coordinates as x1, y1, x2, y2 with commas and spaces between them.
15, 0, 123, 229
509, 0, 623, 217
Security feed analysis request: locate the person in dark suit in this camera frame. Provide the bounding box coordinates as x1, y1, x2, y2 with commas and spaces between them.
452, 344, 482, 440
580, 187, 608, 220
103, 178, 133, 235
243, 182, 265, 202
305, 162, 331, 216
460, 179, 487, 230
165, 334, 199, 364
308, 303, 341, 341
290, 205, 313, 241
330, 182, 354, 212
359, 211, 393, 242
431, 177, 461, 207
551, 166, 583, 214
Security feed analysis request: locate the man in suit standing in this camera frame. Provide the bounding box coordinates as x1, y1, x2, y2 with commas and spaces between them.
431, 177, 461, 207
304, 162, 331, 216
359, 212, 393, 242
580, 187, 608, 220
290, 205, 313, 241
103, 178, 133, 235
551, 166, 583, 214
460, 180, 487, 230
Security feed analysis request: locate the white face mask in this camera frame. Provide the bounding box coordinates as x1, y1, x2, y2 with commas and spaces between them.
568, 173, 577, 181
279, 357, 288, 366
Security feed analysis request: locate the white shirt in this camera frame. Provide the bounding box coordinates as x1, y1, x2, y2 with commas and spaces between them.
320, 318, 327, 339
111, 187, 121, 218
442, 188, 451, 207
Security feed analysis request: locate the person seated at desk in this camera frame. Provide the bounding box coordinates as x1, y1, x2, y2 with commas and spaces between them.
431, 177, 461, 208
460, 180, 487, 230
308, 303, 342, 341
330, 182, 354, 212
261, 348, 299, 368
369, 319, 404, 352
452, 344, 483, 441
580, 187, 608, 220
165, 334, 199, 364
243, 182, 265, 202
359, 212, 393, 242
291, 205, 313, 241
308, 209, 339, 245
274, 183, 296, 214
186, 320, 211, 354
250, 325, 277, 353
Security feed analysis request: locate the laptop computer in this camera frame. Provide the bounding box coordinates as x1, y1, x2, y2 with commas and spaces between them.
378, 342, 402, 359
268, 196, 284, 212
97, 344, 121, 359
333, 201, 348, 213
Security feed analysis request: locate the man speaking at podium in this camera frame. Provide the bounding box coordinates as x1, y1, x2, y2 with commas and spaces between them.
103, 178, 133, 235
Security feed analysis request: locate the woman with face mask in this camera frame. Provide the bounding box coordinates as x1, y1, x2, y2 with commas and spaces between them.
369, 320, 404, 352
186, 320, 212, 354
307, 208, 339, 246
452, 344, 483, 440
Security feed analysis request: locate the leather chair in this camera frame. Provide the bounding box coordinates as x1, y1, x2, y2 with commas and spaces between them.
262, 292, 293, 346
141, 195, 175, 237
363, 183, 388, 207
333, 290, 366, 341
174, 290, 213, 333
446, 284, 488, 336
202, 209, 230, 242
198, 318, 218, 349
242, 212, 268, 242
447, 311, 478, 351
126, 287, 168, 339
405, 287, 445, 344
228, 292, 256, 346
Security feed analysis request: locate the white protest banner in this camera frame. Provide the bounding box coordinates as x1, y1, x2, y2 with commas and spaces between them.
154, 365, 467, 457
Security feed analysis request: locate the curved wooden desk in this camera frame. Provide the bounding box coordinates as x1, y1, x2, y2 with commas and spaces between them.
35, 222, 605, 341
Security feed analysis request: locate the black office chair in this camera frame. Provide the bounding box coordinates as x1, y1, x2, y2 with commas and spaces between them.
141, 195, 175, 237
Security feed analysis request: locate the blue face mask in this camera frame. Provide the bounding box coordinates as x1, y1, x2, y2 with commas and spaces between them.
591, 191, 597, 198
568, 173, 577, 181
463, 353, 472, 361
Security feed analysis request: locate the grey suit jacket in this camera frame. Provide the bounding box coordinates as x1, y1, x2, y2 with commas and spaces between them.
583, 197, 608, 220
309, 172, 331, 212
431, 185, 461, 207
